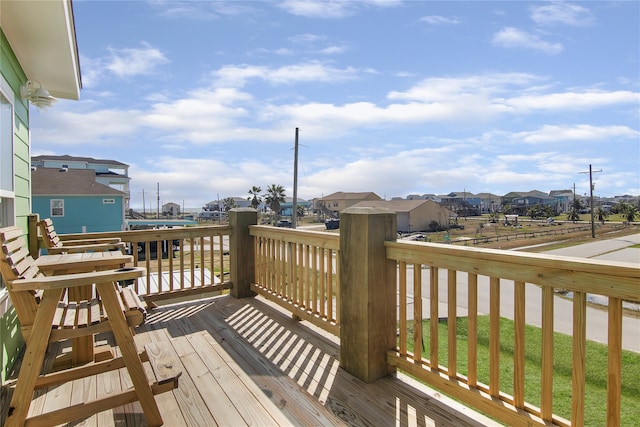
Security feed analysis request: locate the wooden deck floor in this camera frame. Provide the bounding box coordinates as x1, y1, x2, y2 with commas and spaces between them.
4, 294, 500, 427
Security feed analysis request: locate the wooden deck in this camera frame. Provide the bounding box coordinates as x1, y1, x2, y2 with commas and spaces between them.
3, 294, 500, 427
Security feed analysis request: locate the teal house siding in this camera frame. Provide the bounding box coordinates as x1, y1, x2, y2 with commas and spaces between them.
32, 168, 126, 234
32, 195, 125, 234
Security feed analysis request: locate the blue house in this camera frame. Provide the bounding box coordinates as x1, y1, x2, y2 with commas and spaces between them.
32, 154, 131, 211
32, 168, 126, 234
511, 190, 557, 215
280, 197, 312, 217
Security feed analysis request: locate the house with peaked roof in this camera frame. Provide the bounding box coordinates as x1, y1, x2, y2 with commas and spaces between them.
549, 189, 575, 213
439, 191, 481, 216
32, 168, 126, 234
32, 154, 131, 210
280, 197, 312, 217
315, 191, 382, 217
1, 0, 82, 385
162, 202, 181, 217
511, 190, 557, 215
352, 199, 454, 233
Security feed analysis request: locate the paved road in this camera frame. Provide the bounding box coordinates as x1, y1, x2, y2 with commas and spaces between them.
405, 233, 640, 353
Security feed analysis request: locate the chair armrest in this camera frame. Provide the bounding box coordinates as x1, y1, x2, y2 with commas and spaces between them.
7, 267, 145, 291
61, 238, 122, 246
47, 242, 126, 254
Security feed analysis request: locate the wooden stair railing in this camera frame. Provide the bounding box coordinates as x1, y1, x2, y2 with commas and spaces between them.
38, 218, 126, 254
1, 226, 181, 427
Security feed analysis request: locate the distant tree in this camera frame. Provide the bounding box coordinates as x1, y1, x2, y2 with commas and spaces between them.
567, 209, 580, 222
596, 207, 609, 224
528, 205, 553, 219
248, 186, 262, 209
611, 201, 626, 215
621, 204, 638, 223
264, 184, 286, 223
222, 197, 238, 212
566, 198, 583, 222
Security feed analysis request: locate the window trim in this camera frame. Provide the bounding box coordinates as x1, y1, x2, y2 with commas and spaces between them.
0, 74, 15, 310
51, 199, 65, 217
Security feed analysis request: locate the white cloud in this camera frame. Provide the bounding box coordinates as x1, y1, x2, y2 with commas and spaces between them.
530, 1, 594, 27
492, 27, 563, 54
212, 62, 362, 87
277, 0, 401, 18
105, 42, 169, 78
517, 125, 640, 144
419, 15, 460, 25
503, 90, 640, 111
277, 0, 357, 18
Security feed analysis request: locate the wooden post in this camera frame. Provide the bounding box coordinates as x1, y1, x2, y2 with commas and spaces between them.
229, 208, 257, 299
27, 213, 40, 259
339, 207, 397, 382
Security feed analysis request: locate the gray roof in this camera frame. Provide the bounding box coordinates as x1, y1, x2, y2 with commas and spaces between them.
322, 191, 381, 200
32, 168, 125, 196
32, 154, 128, 167
352, 199, 440, 213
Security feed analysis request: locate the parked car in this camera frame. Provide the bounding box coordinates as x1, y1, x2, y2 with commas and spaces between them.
325, 218, 339, 230
128, 239, 179, 260
276, 220, 292, 228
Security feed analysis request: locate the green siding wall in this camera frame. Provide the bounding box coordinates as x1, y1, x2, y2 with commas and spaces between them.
0, 28, 30, 384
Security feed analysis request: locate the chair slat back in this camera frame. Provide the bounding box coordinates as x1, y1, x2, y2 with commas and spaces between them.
0, 226, 41, 333
38, 218, 62, 249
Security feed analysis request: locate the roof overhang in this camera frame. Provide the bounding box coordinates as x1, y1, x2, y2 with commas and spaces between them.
1, 0, 81, 100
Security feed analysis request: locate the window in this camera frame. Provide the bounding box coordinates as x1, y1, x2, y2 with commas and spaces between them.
0, 80, 14, 228
51, 199, 64, 217
0, 76, 14, 298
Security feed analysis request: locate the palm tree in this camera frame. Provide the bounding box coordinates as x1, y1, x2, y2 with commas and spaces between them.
222, 197, 238, 213
596, 207, 609, 224
248, 186, 262, 210
264, 184, 286, 224
623, 204, 638, 223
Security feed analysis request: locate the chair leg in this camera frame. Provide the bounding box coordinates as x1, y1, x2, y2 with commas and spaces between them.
96, 282, 163, 426
5, 290, 62, 427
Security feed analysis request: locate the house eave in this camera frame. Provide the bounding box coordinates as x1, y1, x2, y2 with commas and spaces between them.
1, 0, 81, 100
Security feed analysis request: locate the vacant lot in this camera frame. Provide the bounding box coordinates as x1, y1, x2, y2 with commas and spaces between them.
443, 219, 639, 251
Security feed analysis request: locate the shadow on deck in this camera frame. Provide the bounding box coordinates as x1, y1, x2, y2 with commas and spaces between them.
4, 295, 500, 426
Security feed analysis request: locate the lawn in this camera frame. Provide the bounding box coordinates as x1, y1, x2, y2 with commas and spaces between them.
406, 316, 640, 426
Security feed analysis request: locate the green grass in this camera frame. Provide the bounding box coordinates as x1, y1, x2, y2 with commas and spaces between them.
406, 316, 640, 426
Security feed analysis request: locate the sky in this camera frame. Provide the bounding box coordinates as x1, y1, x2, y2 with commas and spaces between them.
30, 0, 640, 211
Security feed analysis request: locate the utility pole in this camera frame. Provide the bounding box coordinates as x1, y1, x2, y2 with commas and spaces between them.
292, 127, 299, 229
156, 182, 160, 219
579, 164, 602, 238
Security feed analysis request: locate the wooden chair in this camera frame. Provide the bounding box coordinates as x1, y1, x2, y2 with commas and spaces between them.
38, 218, 126, 254
1, 226, 180, 427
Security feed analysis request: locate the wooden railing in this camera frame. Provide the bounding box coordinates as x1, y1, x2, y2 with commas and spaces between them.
249, 225, 340, 336
56, 225, 232, 303
385, 240, 639, 427
34, 210, 639, 426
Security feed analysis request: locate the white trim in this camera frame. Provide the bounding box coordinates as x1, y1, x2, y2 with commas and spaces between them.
0, 76, 14, 103
0, 290, 11, 318
51, 198, 65, 217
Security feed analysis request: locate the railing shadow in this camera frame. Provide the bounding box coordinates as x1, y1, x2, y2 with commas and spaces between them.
145, 295, 494, 426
